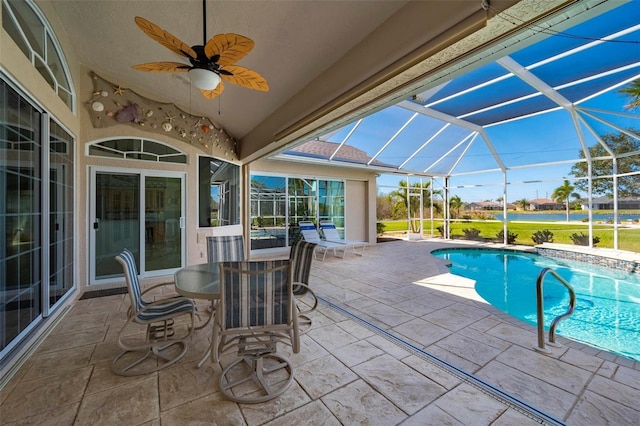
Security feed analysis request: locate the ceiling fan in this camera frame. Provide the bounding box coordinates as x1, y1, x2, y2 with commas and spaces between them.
132, 0, 268, 99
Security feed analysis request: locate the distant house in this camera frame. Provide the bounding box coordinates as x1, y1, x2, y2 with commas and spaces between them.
465, 201, 502, 211
580, 196, 640, 210
527, 198, 563, 211
465, 201, 516, 211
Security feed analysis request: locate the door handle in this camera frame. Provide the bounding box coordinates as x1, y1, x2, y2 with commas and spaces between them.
93, 218, 100, 231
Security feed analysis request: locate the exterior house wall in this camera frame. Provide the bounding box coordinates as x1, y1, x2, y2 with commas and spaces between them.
582, 199, 640, 210
2, 17, 377, 292
527, 199, 563, 211
1, 2, 84, 376
249, 158, 377, 245
76, 68, 241, 283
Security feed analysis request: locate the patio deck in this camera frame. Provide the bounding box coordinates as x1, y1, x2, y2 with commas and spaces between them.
1, 240, 639, 425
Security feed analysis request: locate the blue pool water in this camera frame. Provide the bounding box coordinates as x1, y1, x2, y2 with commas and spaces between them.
432, 248, 640, 361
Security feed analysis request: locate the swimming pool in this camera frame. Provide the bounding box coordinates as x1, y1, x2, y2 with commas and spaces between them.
432, 248, 640, 361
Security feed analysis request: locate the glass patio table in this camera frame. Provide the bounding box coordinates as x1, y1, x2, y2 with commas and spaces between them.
174, 263, 220, 300
174, 263, 220, 367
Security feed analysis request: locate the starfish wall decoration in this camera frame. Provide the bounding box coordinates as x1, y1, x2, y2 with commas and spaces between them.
86, 72, 238, 160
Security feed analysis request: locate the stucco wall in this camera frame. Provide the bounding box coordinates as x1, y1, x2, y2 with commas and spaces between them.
2, 2, 380, 295
250, 158, 377, 244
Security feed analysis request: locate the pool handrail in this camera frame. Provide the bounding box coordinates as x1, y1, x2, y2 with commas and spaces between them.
535, 267, 577, 353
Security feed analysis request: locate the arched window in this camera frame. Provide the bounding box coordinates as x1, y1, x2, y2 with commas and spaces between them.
2, 0, 75, 110
87, 138, 187, 164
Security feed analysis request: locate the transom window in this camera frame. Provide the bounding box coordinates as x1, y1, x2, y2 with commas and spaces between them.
2, 0, 74, 110
87, 138, 187, 164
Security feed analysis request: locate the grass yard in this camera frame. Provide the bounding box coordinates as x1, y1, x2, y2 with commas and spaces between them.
379, 219, 640, 253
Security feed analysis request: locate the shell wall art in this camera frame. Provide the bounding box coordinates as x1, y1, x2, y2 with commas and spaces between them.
86, 72, 237, 160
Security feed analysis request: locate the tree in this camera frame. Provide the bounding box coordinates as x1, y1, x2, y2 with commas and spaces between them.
449, 195, 463, 219
569, 131, 640, 197
552, 180, 580, 222
619, 79, 640, 110
390, 180, 441, 232
515, 198, 529, 210
376, 192, 394, 220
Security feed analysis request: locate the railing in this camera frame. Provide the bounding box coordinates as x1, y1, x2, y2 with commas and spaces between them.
534, 267, 576, 353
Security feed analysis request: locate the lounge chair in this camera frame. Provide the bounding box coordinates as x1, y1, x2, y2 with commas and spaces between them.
319, 220, 366, 256
298, 221, 347, 260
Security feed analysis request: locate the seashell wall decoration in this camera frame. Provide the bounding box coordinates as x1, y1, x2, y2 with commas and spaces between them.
86, 71, 238, 159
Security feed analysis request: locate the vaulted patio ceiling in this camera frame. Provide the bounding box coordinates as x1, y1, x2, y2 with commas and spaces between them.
276, 0, 640, 181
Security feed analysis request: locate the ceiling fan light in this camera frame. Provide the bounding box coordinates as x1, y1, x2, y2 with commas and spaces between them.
188, 68, 221, 90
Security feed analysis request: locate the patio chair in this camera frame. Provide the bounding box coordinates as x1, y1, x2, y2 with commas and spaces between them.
289, 240, 319, 333
298, 221, 347, 261
319, 220, 366, 256
206, 235, 245, 263
112, 249, 196, 376
212, 260, 300, 403
205, 234, 246, 317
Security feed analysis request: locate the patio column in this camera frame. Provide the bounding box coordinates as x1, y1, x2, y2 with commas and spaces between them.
430, 177, 434, 237
587, 162, 593, 248
419, 177, 424, 237
613, 157, 619, 250
444, 176, 450, 239
503, 170, 508, 245
406, 175, 411, 236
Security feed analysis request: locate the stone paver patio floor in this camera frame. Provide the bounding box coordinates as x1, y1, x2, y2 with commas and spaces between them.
1, 239, 639, 425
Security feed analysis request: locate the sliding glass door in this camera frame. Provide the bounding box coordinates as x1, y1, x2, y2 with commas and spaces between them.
250, 174, 345, 250
144, 176, 182, 273
1, 77, 75, 359
90, 169, 184, 284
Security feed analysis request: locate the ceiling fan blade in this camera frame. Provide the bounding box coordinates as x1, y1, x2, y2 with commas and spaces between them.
199, 81, 225, 99
220, 65, 269, 92
134, 17, 197, 60
132, 62, 190, 73
204, 33, 255, 66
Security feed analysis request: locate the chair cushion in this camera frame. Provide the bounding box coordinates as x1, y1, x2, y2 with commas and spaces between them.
136, 297, 195, 322
221, 260, 290, 329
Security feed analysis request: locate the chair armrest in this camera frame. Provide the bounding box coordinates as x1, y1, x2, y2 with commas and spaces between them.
292, 282, 318, 315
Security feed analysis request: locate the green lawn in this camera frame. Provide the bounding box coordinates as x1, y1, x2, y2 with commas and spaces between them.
379, 219, 640, 253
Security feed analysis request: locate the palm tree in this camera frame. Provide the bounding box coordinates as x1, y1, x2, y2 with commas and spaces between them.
449, 195, 463, 219
619, 79, 640, 110
515, 198, 529, 210
391, 180, 441, 232
551, 179, 580, 222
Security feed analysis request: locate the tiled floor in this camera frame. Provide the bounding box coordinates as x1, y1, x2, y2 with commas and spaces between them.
1, 239, 639, 425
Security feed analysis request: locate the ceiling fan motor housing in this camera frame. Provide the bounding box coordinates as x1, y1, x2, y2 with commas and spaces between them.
189, 45, 220, 72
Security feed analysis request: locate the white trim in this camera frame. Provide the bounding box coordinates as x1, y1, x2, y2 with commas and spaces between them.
2, 0, 76, 112
86, 137, 188, 164
87, 166, 186, 285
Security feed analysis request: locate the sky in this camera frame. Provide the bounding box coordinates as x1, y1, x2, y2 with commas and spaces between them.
322, 1, 640, 203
